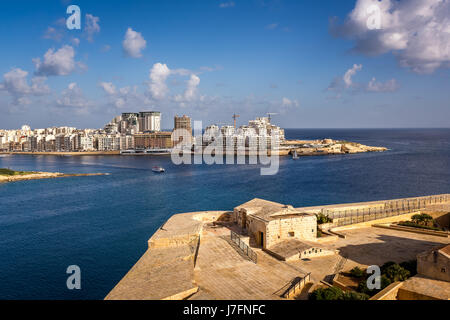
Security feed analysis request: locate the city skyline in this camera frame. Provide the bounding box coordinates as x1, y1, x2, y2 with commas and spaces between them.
0, 0, 449, 130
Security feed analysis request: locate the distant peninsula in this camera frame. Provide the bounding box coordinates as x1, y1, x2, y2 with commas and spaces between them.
0, 168, 107, 183
279, 138, 387, 156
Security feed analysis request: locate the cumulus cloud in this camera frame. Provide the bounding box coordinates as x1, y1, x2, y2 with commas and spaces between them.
367, 77, 399, 92
100, 81, 151, 109
99, 82, 116, 95
343, 64, 362, 88
327, 63, 399, 96
33, 45, 76, 76
281, 97, 299, 107
148, 63, 171, 99
184, 74, 200, 101
56, 82, 90, 109
84, 14, 100, 42
0, 68, 50, 105
174, 74, 202, 105
330, 0, 450, 73
122, 28, 147, 58
43, 26, 64, 42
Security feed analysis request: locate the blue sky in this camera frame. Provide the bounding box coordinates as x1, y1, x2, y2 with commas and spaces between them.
0, 0, 449, 129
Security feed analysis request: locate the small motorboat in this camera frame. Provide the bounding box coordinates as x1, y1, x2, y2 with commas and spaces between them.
152, 166, 165, 173
292, 150, 299, 160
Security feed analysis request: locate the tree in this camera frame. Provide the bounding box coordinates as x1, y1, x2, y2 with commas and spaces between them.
342, 291, 370, 300
350, 266, 364, 278
399, 260, 417, 277
384, 264, 410, 282
411, 214, 423, 225
310, 286, 369, 300
310, 287, 343, 300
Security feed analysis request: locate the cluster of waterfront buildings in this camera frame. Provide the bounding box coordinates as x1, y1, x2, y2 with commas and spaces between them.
0, 111, 285, 153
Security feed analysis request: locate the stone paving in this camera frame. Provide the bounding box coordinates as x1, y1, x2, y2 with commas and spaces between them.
189, 225, 307, 300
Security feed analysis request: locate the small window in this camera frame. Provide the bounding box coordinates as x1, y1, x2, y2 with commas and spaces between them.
441, 268, 446, 273
288, 232, 295, 237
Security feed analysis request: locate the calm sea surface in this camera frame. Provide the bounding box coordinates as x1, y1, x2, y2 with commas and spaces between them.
0, 128, 449, 299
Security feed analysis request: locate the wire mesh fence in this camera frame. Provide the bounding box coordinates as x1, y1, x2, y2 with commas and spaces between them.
321, 194, 450, 227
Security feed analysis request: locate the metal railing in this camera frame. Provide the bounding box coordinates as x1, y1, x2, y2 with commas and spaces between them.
230, 230, 257, 263
322, 194, 450, 227
283, 273, 311, 299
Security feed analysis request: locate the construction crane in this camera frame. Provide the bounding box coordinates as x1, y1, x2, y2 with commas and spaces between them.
232, 114, 240, 129
267, 113, 278, 123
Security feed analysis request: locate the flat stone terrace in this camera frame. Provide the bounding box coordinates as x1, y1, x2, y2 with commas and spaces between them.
106, 211, 225, 300
189, 224, 307, 300
106, 211, 308, 300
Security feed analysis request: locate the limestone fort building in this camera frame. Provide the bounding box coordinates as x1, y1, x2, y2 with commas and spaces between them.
233, 199, 318, 249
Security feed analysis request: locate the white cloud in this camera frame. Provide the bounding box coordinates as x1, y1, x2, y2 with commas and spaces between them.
99, 82, 116, 95
219, 1, 235, 8
343, 64, 362, 88
43, 27, 63, 41
174, 74, 202, 104
331, 0, 450, 73
148, 63, 171, 99
56, 82, 90, 109
282, 97, 299, 107
100, 81, 151, 109
33, 45, 76, 76
0, 68, 50, 105
367, 77, 399, 92
185, 74, 200, 101
122, 28, 147, 58
84, 14, 100, 42
327, 64, 399, 96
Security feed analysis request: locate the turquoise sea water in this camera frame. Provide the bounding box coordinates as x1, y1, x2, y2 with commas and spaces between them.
0, 128, 449, 299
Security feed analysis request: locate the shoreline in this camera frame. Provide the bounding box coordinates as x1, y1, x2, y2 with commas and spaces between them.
0, 171, 108, 183
0, 151, 120, 156
0, 140, 387, 157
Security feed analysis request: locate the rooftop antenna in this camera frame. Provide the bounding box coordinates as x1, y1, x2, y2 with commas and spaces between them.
232, 114, 240, 129
267, 113, 278, 123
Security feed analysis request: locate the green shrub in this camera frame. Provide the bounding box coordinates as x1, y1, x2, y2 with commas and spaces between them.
399, 260, 417, 277
310, 286, 369, 300
398, 221, 441, 231
380, 261, 397, 274
310, 287, 343, 300
411, 213, 434, 226
341, 291, 370, 300
384, 264, 410, 282
350, 266, 365, 278
0, 168, 34, 176
357, 275, 391, 295
316, 213, 332, 225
